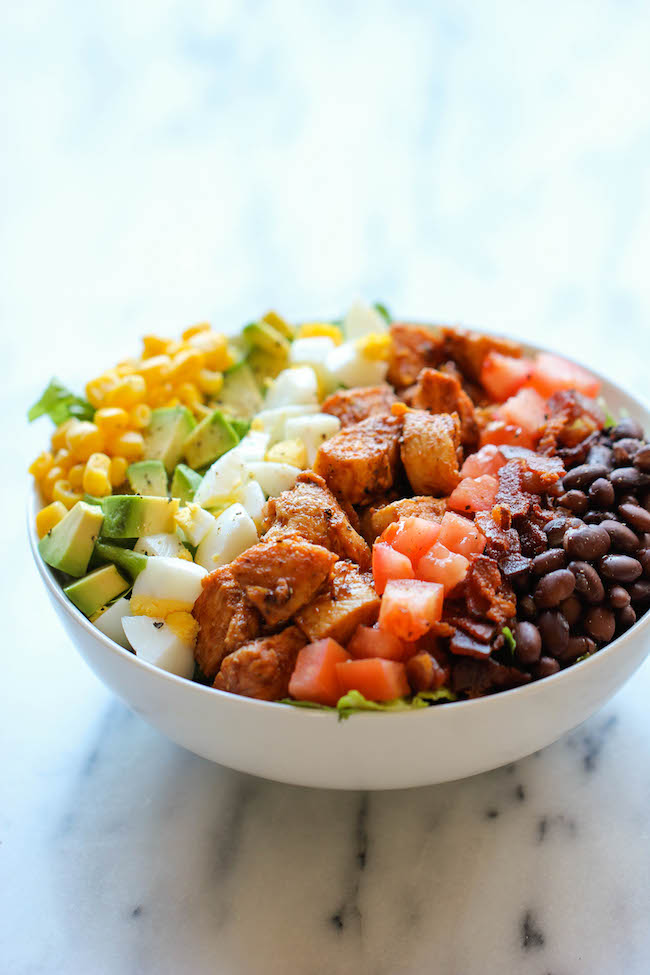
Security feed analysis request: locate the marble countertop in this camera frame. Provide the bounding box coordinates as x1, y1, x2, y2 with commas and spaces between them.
3, 2, 650, 972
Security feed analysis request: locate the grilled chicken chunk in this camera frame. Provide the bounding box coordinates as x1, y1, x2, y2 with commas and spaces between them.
295, 561, 380, 644
360, 495, 447, 544
193, 566, 262, 681
314, 414, 403, 505
401, 410, 461, 496
440, 326, 522, 383
321, 384, 399, 428
214, 626, 307, 701
262, 471, 371, 570
230, 536, 338, 626
387, 322, 445, 389
411, 367, 478, 448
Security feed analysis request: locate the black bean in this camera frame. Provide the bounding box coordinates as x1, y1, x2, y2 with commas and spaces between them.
611, 418, 644, 441
627, 580, 650, 603
599, 554, 643, 582
568, 560, 605, 604
612, 438, 643, 466
560, 594, 583, 626
545, 517, 583, 547
534, 569, 576, 608
513, 622, 542, 665
557, 490, 589, 515
560, 635, 597, 663
619, 492, 639, 507
641, 490, 650, 513
584, 606, 616, 643
639, 549, 650, 577
599, 519, 639, 553
608, 585, 631, 609
537, 610, 570, 657
609, 467, 650, 490
535, 656, 560, 679
562, 464, 609, 491
617, 605, 637, 630
531, 549, 566, 576
618, 503, 650, 533
588, 478, 615, 508
563, 524, 611, 560
634, 444, 650, 473
584, 509, 619, 525
518, 595, 537, 620
587, 444, 613, 468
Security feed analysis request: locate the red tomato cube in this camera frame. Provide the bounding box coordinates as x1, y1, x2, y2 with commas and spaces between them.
416, 542, 470, 593
460, 443, 506, 479
481, 351, 535, 402
380, 516, 442, 564
527, 352, 601, 400
335, 658, 410, 702
372, 542, 414, 595
437, 511, 486, 558
347, 624, 412, 662
378, 579, 444, 642
447, 474, 499, 513
479, 420, 534, 450
498, 387, 548, 439
288, 638, 351, 707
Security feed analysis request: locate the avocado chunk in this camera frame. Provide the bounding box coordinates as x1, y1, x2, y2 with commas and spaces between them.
243, 320, 291, 358
261, 310, 294, 340
127, 459, 169, 497
38, 501, 104, 577
246, 347, 289, 386
101, 495, 179, 538
64, 564, 129, 617
230, 418, 250, 439
94, 541, 148, 579
170, 463, 203, 503
217, 362, 264, 420
144, 406, 196, 473
183, 409, 239, 470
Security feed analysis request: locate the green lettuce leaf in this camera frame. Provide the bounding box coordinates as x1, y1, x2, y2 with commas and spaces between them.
502, 626, 516, 657
373, 302, 392, 324
281, 687, 456, 720
28, 378, 94, 425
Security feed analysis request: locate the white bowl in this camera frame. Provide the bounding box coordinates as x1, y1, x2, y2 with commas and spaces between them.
28, 348, 650, 790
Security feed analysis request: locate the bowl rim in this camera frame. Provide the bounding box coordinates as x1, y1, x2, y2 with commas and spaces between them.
28, 329, 650, 720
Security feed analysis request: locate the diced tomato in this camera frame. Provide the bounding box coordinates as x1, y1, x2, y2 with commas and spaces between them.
347, 624, 412, 662
378, 579, 444, 642
380, 516, 442, 565
288, 638, 351, 707
481, 352, 535, 402
447, 474, 499, 513
480, 420, 534, 450
335, 658, 410, 702
416, 542, 469, 593
460, 443, 507, 479
372, 542, 414, 595
437, 511, 486, 558
498, 387, 548, 440
527, 352, 601, 400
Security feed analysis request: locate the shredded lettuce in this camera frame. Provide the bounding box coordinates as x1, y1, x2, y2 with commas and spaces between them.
502, 626, 516, 657
28, 378, 94, 425
281, 687, 456, 720
373, 302, 392, 324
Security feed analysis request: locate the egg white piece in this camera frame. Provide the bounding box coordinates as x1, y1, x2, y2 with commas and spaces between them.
174, 503, 215, 546
194, 449, 249, 508
247, 461, 301, 498
132, 556, 207, 606
284, 413, 341, 466
263, 366, 319, 408
194, 503, 259, 570
122, 615, 194, 679
235, 430, 271, 463
343, 300, 388, 340
134, 532, 188, 559
93, 596, 132, 649
236, 478, 266, 528
252, 404, 320, 444
326, 342, 388, 388
289, 337, 336, 388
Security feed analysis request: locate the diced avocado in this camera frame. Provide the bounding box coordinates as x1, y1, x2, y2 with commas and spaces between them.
217, 362, 264, 420
38, 501, 104, 578
64, 564, 129, 617
127, 460, 168, 497
262, 310, 294, 340
170, 463, 203, 503
94, 541, 148, 579
230, 418, 250, 439
101, 495, 179, 538
243, 320, 291, 359
83, 494, 104, 506
246, 346, 288, 386
143, 406, 196, 474
183, 409, 239, 470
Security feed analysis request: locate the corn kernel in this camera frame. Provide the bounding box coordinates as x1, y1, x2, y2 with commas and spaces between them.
94, 407, 129, 435
142, 335, 168, 358
116, 358, 138, 377
176, 382, 201, 408
356, 332, 392, 361
104, 374, 146, 409
42, 465, 66, 501
193, 403, 213, 420
130, 403, 152, 429
35, 501, 68, 539
197, 368, 223, 397
66, 421, 104, 462
266, 439, 308, 468
169, 348, 204, 383
54, 448, 73, 471
29, 451, 54, 481
68, 464, 85, 489
137, 354, 171, 386
52, 479, 83, 509
85, 371, 119, 408
109, 456, 129, 487
51, 419, 78, 451
188, 331, 231, 371
263, 310, 293, 337
298, 322, 343, 344
82, 460, 112, 497
182, 322, 211, 341
109, 430, 144, 461
165, 340, 183, 358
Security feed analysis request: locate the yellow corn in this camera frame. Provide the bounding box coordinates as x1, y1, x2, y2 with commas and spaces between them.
42, 465, 66, 501
137, 354, 171, 386
109, 430, 144, 461
85, 371, 119, 408
51, 419, 78, 451
83, 453, 112, 496
182, 321, 211, 341
35, 501, 68, 539
68, 464, 85, 489
298, 322, 343, 344
53, 448, 73, 471
94, 407, 129, 435
141, 335, 168, 358
29, 451, 54, 481
197, 368, 224, 397
52, 479, 83, 509
176, 382, 201, 409
193, 403, 213, 420
169, 348, 204, 383
188, 331, 231, 370
109, 456, 129, 487
66, 421, 104, 462
115, 358, 138, 377
130, 403, 152, 429
356, 332, 392, 361
104, 374, 146, 409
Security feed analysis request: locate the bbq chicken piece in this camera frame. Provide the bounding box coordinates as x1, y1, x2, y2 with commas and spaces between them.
214, 626, 307, 701
320, 384, 400, 428
314, 414, 403, 506
295, 561, 381, 645
400, 410, 461, 496
193, 566, 262, 681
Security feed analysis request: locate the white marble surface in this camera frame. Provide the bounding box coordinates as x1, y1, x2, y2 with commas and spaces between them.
2, 2, 650, 972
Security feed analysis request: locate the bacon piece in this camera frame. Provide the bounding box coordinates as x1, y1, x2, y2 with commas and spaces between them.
444, 615, 496, 643
474, 511, 521, 559
465, 555, 516, 628
449, 630, 493, 659
451, 657, 531, 698
538, 390, 604, 456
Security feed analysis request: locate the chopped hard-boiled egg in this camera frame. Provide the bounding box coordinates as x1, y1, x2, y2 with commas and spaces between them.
343, 300, 388, 340
326, 341, 389, 388
284, 413, 341, 466
134, 532, 191, 559
194, 449, 249, 508
250, 404, 319, 444
194, 503, 259, 571
247, 461, 301, 498
289, 337, 336, 389
174, 503, 215, 546
122, 615, 195, 678
131, 556, 207, 612
92, 596, 132, 649
234, 430, 270, 463
236, 478, 266, 527
263, 366, 319, 408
